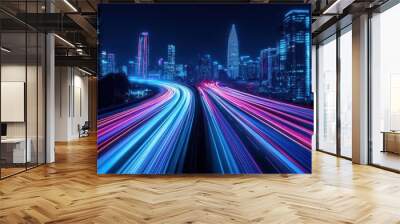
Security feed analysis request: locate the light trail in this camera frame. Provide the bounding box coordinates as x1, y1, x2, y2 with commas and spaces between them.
198, 81, 313, 174
97, 79, 195, 174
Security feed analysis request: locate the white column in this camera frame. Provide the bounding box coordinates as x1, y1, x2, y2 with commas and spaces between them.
46, 33, 55, 163
352, 14, 369, 164
45, 0, 55, 163
54, 67, 73, 141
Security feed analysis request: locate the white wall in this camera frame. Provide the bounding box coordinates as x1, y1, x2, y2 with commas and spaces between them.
1, 65, 26, 138
1, 64, 26, 81
1, 64, 43, 137
55, 67, 70, 141
1, 63, 46, 164
72, 73, 89, 138
55, 67, 89, 141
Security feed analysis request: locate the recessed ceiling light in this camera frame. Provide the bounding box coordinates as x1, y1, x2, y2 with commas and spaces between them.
1, 47, 11, 53
63, 0, 78, 12
54, 34, 75, 48
322, 0, 354, 15
78, 67, 93, 76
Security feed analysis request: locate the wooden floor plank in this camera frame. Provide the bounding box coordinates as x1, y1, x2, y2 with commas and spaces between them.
1, 135, 400, 223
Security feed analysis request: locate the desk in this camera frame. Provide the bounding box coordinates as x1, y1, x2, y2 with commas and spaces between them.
382, 131, 400, 154
1, 138, 31, 163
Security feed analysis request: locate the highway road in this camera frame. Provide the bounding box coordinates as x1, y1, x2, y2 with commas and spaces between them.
97, 79, 195, 174
198, 81, 313, 173
97, 79, 313, 174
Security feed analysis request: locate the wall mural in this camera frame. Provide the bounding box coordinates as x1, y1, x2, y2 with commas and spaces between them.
97, 4, 313, 174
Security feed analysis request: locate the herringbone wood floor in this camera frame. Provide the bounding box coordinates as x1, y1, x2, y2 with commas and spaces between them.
1, 135, 400, 224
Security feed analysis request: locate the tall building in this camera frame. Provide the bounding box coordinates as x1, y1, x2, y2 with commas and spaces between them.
227, 24, 240, 80
127, 60, 135, 78
198, 54, 212, 80
239, 56, 251, 80
278, 39, 287, 73
100, 51, 116, 77
100, 51, 107, 76
260, 48, 279, 87
240, 56, 259, 80
185, 64, 195, 83
281, 10, 311, 101
137, 32, 149, 79
163, 62, 170, 80
133, 56, 140, 77
157, 58, 164, 77
121, 65, 128, 75
175, 64, 187, 79
107, 53, 116, 74
164, 44, 176, 80
168, 44, 175, 65
212, 61, 219, 80
249, 58, 260, 80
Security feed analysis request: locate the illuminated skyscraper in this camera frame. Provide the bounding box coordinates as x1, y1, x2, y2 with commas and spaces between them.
168, 44, 175, 65
168, 44, 175, 78
127, 60, 135, 77
164, 44, 176, 80
136, 32, 149, 79
100, 51, 108, 76
121, 65, 128, 75
260, 48, 279, 87
239, 56, 250, 80
212, 61, 219, 80
198, 54, 212, 80
108, 53, 116, 73
227, 24, 239, 80
281, 10, 311, 102
239, 56, 259, 80
100, 51, 116, 77
175, 64, 187, 79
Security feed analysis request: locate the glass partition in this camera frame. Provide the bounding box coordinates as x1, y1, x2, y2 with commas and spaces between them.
1, 30, 28, 177
339, 27, 352, 158
317, 35, 337, 154
370, 3, 400, 171
0, 1, 46, 179
27, 30, 38, 169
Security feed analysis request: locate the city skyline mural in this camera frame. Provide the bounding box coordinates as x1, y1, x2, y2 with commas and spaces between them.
97, 4, 313, 174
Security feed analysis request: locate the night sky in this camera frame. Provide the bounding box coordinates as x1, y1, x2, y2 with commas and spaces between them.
98, 4, 310, 68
